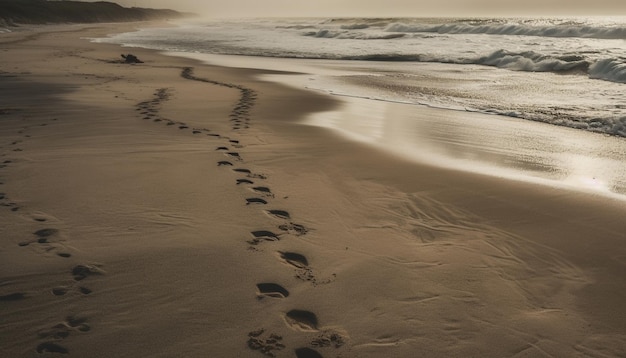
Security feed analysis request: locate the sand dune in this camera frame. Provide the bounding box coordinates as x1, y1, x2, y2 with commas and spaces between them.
1, 23, 625, 358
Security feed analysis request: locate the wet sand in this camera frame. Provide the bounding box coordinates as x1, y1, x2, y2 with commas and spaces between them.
1, 23, 625, 358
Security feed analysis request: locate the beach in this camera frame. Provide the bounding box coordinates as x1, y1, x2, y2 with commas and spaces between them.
1, 22, 625, 358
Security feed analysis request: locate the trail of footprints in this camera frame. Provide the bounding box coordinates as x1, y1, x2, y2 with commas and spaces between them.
151, 68, 345, 357
0, 117, 100, 355
4, 67, 345, 356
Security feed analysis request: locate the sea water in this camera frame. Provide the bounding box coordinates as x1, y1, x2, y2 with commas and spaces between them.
95, 17, 626, 198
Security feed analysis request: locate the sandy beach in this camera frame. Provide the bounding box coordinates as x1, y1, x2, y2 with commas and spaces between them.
1, 23, 626, 358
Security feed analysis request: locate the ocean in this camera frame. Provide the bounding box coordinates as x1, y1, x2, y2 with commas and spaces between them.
95, 17, 626, 198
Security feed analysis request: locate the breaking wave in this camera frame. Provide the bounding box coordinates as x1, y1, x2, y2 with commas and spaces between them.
473, 50, 590, 73
589, 59, 626, 83
384, 22, 626, 40
336, 50, 625, 84
303, 29, 405, 40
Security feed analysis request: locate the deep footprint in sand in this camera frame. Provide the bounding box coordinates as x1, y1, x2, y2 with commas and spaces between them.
295, 347, 324, 358
246, 198, 268, 205
256, 283, 290, 298
252, 186, 274, 197
248, 230, 280, 245
218, 161, 233, 166
266, 210, 290, 220
285, 310, 318, 331
233, 168, 251, 175
278, 251, 309, 269
236, 179, 254, 185
278, 252, 320, 284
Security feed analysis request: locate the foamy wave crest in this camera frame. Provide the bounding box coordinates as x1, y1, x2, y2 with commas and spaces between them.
474, 50, 590, 73
340, 24, 370, 30
554, 116, 626, 137
385, 22, 626, 40
486, 110, 626, 138
589, 59, 626, 83
303, 30, 404, 40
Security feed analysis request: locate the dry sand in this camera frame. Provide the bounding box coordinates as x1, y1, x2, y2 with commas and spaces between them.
1, 23, 625, 358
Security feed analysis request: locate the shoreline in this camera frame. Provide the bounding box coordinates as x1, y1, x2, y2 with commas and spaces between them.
164, 51, 626, 200
1, 22, 625, 357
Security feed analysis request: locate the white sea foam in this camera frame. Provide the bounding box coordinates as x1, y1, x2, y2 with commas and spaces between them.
384, 21, 626, 40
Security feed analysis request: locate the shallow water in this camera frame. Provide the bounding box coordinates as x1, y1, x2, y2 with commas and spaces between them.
303, 95, 626, 199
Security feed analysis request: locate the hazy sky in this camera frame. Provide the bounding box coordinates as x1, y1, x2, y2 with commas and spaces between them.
104, 0, 626, 17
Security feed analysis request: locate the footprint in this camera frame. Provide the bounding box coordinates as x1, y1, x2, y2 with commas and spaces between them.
278, 252, 309, 269
278, 252, 321, 284
66, 315, 91, 332
19, 228, 59, 246
247, 329, 285, 356
216, 146, 229, 151
285, 310, 318, 331
34, 228, 59, 241
52, 287, 68, 296
218, 161, 233, 166
0, 292, 26, 301
236, 179, 254, 185
227, 152, 242, 160
266, 210, 290, 220
311, 331, 347, 348
71, 264, 104, 281
279, 223, 309, 236
36, 342, 68, 354
246, 198, 268, 205
38, 316, 90, 342
256, 283, 290, 298
248, 231, 280, 245
78, 286, 92, 295
295, 347, 323, 358
252, 187, 273, 197
233, 168, 251, 174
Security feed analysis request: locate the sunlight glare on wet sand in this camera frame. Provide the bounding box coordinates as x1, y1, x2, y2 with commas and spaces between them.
305, 96, 626, 199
